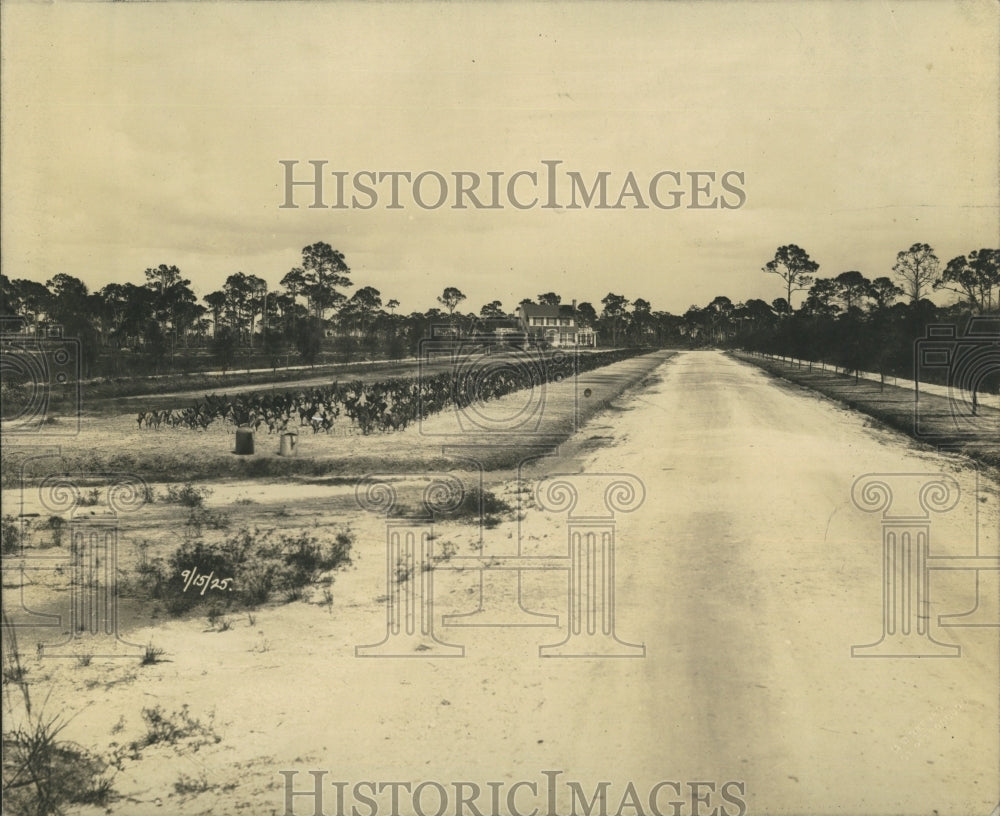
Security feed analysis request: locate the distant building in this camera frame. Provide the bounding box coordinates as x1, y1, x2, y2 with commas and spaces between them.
427, 318, 527, 347
517, 303, 596, 348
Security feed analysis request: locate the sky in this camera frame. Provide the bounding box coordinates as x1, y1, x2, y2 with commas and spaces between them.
2, 1, 998, 315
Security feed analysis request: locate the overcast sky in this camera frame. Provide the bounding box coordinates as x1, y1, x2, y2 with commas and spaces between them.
2, 1, 997, 315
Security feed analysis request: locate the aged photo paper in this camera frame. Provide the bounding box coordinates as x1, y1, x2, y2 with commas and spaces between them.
1, 2, 998, 815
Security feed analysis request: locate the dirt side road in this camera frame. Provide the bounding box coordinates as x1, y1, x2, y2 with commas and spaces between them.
19, 349, 997, 816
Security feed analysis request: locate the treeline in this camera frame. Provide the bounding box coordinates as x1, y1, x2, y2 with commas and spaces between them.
0, 242, 682, 379
1, 240, 997, 385
698, 244, 999, 388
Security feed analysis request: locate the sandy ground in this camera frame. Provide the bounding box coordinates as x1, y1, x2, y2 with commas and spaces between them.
3, 350, 998, 816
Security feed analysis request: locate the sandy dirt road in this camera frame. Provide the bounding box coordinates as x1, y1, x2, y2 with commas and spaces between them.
18, 349, 998, 816
569, 350, 999, 815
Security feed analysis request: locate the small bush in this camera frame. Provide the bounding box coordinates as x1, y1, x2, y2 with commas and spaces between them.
183, 506, 231, 541
160, 526, 354, 613
131, 705, 219, 752
44, 516, 66, 549
174, 770, 210, 796
163, 483, 211, 508
2, 516, 23, 555
120, 556, 169, 602
449, 488, 513, 524
76, 488, 102, 507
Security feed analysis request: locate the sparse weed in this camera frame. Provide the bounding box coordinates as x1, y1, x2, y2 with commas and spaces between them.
140, 643, 165, 666
2, 611, 117, 813
174, 770, 211, 796
76, 487, 102, 507
2, 706, 116, 813
2, 659, 28, 686
433, 541, 457, 563
394, 559, 412, 584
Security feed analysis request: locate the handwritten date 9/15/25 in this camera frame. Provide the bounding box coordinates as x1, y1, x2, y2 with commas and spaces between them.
181, 567, 233, 595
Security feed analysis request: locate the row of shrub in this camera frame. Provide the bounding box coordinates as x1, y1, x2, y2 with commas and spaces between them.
138, 347, 651, 434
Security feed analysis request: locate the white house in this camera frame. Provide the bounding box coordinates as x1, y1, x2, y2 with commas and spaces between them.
517, 303, 596, 348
